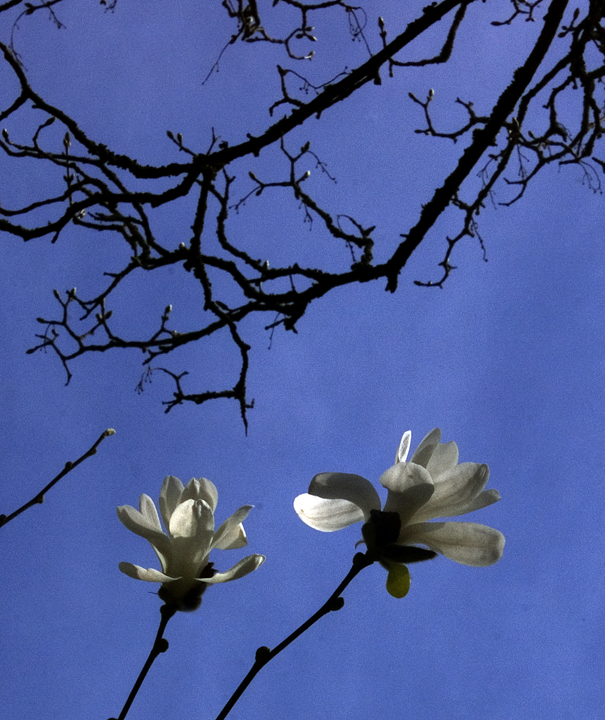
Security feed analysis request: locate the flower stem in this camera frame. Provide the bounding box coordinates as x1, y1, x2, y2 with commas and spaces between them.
109, 603, 177, 720
214, 552, 374, 720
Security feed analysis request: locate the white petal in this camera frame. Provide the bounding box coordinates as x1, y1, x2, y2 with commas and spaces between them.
169, 498, 213, 539
139, 494, 162, 531
116, 504, 171, 557
396, 431, 411, 464
168, 499, 214, 575
380, 462, 432, 494
212, 505, 252, 550
202, 554, 265, 584
294, 494, 365, 531
411, 463, 491, 522
463, 488, 501, 513
380, 462, 434, 526
425, 441, 459, 479
401, 521, 505, 566
308, 472, 381, 517
159, 475, 184, 530
118, 562, 178, 583
410, 428, 442, 468
181, 477, 219, 512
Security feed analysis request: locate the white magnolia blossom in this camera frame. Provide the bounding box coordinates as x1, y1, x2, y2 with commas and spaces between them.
294, 429, 504, 597
117, 475, 265, 611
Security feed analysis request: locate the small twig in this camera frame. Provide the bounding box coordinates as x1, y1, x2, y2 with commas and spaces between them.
109, 603, 177, 720
214, 552, 374, 720
0, 428, 115, 529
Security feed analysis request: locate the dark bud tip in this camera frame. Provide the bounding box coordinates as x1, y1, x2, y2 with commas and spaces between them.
157, 639, 169, 654
255, 646, 271, 665
329, 597, 345, 612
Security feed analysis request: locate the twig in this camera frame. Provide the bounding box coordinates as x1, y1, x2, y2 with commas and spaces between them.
0, 428, 115, 529
109, 603, 177, 720
214, 552, 374, 720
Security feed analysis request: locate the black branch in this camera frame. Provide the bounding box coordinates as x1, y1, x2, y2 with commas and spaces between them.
1, 0, 603, 425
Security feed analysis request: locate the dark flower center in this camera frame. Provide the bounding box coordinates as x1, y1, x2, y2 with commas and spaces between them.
362, 510, 437, 564
362, 510, 401, 555
159, 562, 216, 612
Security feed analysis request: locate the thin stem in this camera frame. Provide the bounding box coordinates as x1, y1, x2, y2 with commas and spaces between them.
0, 427, 116, 529
109, 603, 178, 720
214, 552, 374, 720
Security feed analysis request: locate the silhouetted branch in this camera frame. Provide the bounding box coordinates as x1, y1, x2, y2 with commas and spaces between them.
0, 428, 116, 529
1, 0, 603, 423
214, 552, 374, 720
109, 604, 177, 720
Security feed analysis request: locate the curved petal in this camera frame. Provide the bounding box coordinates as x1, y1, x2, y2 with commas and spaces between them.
168, 499, 214, 575
139, 494, 162, 532
411, 463, 490, 522
380, 463, 434, 526
410, 428, 442, 468
400, 521, 505, 566
181, 477, 219, 512
308, 473, 381, 517
380, 462, 432, 495
294, 494, 365, 531
118, 562, 178, 583
396, 431, 411, 464
169, 498, 214, 539
212, 505, 252, 550
462, 488, 501, 513
116, 504, 171, 558
202, 554, 265, 584
159, 475, 184, 530
425, 441, 459, 479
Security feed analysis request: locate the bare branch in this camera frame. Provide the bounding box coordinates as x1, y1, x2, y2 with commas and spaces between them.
0, 429, 116, 529
2, 0, 603, 423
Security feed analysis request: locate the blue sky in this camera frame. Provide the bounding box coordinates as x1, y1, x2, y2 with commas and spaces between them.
1, 2, 604, 719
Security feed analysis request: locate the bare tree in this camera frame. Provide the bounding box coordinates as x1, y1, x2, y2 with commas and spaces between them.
0, 0, 603, 427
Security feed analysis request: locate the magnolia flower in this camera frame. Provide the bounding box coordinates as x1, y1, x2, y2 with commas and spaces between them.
294, 428, 504, 598
117, 475, 265, 611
